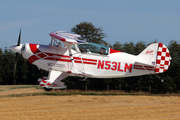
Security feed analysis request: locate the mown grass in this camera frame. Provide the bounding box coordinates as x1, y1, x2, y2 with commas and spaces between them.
2, 90, 151, 97
0, 85, 180, 97
8, 85, 42, 90
43, 90, 150, 96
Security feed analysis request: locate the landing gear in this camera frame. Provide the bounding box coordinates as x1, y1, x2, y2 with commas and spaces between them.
155, 75, 164, 82
43, 87, 53, 91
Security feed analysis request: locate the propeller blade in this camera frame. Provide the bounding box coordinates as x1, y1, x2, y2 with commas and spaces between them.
14, 53, 19, 75
14, 29, 21, 75
17, 29, 21, 46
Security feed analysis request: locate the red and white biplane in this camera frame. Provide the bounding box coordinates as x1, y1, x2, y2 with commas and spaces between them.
10, 30, 171, 91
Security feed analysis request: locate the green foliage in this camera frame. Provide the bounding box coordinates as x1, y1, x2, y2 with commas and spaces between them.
1, 22, 180, 93
112, 41, 123, 51
71, 21, 108, 46
135, 41, 146, 55
122, 42, 136, 54
2, 48, 14, 84
0, 48, 3, 84
166, 40, 180, 91
0, 39, 180, 93
0, 48, 47, 85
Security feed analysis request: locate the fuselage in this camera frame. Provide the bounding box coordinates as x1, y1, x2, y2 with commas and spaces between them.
9, 30, 171, 91
20, 43, 155, 78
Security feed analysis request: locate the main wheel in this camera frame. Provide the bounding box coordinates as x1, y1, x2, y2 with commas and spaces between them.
43, 87, 53, 91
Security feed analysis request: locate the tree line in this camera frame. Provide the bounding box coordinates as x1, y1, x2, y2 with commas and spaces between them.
65, 40, 180, 93
0, 47, 47, 85
1, 22, 180, 93
1, 40, 180, 93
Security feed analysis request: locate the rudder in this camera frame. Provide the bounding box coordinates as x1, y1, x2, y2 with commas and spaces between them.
155, 43, 171, 73
137, 43, 171, 73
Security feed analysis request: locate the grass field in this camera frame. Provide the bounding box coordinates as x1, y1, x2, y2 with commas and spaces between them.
0, 85, 180, 120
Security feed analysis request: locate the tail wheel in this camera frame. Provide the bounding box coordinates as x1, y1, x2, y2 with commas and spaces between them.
43, 87, 52, 91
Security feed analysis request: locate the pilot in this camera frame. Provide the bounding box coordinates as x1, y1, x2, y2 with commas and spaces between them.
99, 47, 106, 55
80, 47, 86, 54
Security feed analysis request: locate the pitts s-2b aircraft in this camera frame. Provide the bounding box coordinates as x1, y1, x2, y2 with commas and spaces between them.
10, 30, 171, 91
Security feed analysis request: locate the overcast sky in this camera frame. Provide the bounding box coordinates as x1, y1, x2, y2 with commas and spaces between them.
1, 0, 180, 49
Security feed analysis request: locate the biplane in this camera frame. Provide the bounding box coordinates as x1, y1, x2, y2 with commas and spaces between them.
10, 30, 171, 91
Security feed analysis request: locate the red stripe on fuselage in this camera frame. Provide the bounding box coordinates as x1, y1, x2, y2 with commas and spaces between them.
28, 44, 98, 65
29, 44, 41, 54
74, 60, 82, 63
46, 53, 70, 58
28, 55, 40, 64
109, 48, 122, 54
73, 57, 81, 60
44, 57, 72, 62
83, 61, 97, 65
82, 58, 97, 62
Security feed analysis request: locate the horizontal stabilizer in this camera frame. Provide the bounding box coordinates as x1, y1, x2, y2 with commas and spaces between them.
133, 62, 155, 72
137, 43, 171, 73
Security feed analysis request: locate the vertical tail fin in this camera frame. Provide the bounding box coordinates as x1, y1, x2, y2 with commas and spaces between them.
155, 43, 171, 73
137, 43, 171, 73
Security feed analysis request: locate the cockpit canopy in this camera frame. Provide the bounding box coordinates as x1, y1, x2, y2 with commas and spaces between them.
72, 42, 109, 55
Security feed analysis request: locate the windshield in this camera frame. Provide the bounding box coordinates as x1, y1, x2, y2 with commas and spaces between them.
72, 42, 109, 55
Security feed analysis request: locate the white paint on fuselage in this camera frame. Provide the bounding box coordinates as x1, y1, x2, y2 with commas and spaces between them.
21, 43, 155, 79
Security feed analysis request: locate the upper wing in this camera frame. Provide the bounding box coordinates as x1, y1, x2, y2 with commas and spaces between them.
49, 31, 87, 44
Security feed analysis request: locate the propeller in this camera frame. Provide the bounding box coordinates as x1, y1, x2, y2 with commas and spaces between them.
13, 29, 21, 75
